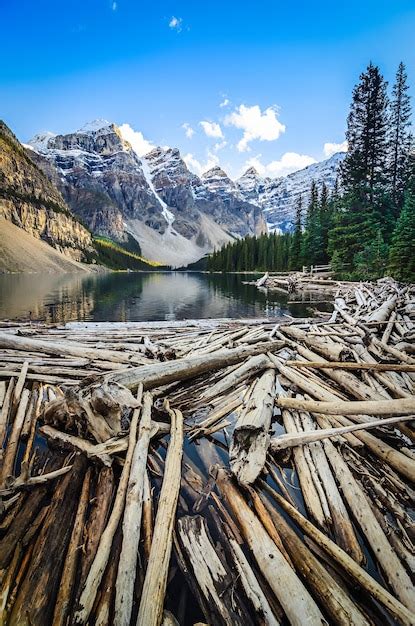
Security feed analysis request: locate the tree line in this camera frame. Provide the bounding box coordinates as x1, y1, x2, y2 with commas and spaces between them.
208, 62, 415, 282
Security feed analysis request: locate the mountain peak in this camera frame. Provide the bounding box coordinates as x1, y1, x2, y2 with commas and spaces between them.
202, 165, 229, 179
27, 131, 57, 152
77, 119, 113, 133
242, 166, 260, 178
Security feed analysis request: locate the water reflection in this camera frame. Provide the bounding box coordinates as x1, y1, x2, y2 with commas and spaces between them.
0, 272, 331, 323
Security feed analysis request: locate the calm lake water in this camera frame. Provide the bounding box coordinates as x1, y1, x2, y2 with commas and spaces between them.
0, 272, 331, 323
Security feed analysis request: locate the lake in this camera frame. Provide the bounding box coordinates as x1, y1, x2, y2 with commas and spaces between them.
0, 272, 331, 323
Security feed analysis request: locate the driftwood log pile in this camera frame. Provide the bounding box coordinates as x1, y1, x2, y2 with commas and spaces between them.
0, 277, 414, 625
253, 270, 352, 294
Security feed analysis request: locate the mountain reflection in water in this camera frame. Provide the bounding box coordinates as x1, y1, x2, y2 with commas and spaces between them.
0, 272, 332, 323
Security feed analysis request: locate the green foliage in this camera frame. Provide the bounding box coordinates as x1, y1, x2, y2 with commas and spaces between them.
202, 62, 414, 283
207, 232, 292, 272
389, 62, 412, 212
289, 195, 303, 270
93, 237, 163, 270
329, 62, 412, 279
388, 182, 415, 282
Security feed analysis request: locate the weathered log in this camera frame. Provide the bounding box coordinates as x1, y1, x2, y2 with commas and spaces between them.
0, 378, 15, 448
75, 465, 115, 612
256, 272, 269, 288
324, 439, 415, 611
281, 409, 327, 529
0, 331, 142, 364
136, 403, 183, 626
199, 353, 272, 404
279, 325, 354, 361
1, 389, 31, 486
9, 456, 87, 626
321, 413, 415, 483
263, 483, 415, 625
53, 467, 92, 626
270, 414, 415, 451
258, 493, 369, 625
177, 515, 253, 625
296, 409, 363, 562
114, 392, 153, 626
229, 368, 276, 485
74, 386, 143, 624
216, 469, 326, 626
365, 294, 398, 324
105, 341, 284, 391
286, 359, 415, 372
277, 395, 415, 417
228, 536, 280, 626
12, 360, 29, 409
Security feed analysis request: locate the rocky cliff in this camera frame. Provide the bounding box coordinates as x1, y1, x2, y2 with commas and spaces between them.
25, 119, 345, 264
29, 121, 266, 265
0, 121, 94, 263
237, 152, 345, 232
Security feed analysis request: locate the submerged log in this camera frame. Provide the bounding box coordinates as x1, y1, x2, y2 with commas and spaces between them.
53, 467, 92, 626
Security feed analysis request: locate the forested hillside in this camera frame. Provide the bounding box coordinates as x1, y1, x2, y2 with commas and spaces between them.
208, 62, 415, 282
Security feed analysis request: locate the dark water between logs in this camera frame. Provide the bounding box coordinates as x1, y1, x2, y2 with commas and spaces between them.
0, 271, 333, 323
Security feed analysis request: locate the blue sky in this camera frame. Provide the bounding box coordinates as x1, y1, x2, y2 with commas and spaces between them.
1, 0, 414, 178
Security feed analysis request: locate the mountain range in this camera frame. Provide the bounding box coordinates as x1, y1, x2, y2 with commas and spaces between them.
1, 118, 345, 268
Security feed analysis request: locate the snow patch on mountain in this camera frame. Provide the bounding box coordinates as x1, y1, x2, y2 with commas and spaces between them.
77, 119, 113, 133
237, 152, 345, 232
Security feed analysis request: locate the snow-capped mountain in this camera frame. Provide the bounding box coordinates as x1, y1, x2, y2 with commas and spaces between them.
28, 122, 265, 265
237, 152, 345, 232
27, 119, 345, 264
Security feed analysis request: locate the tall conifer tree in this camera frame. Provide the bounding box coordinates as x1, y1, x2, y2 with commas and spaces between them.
329, 63, 389, 275
388, 62, 412, 213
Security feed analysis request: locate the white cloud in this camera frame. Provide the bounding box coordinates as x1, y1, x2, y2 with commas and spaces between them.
213, 140, 227, 152
169, 16, 183, 31
323, 141, 348, 157
182, 123, 195, 139
225, 104, 285, 152
243, 152, 316, 178
219, 98, 230, 108
118, 123, 155, 156
112, 1, 117, 10
200, 121, 224, 139
184, 151, 220, 176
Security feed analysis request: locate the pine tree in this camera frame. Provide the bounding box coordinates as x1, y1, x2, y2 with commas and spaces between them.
289, 195, 303, 270
341, 62, 389, 204
329, 63, 389, 276
388, 62, 412, 213
388, 156, 415, 282
302, 181, 320, 265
